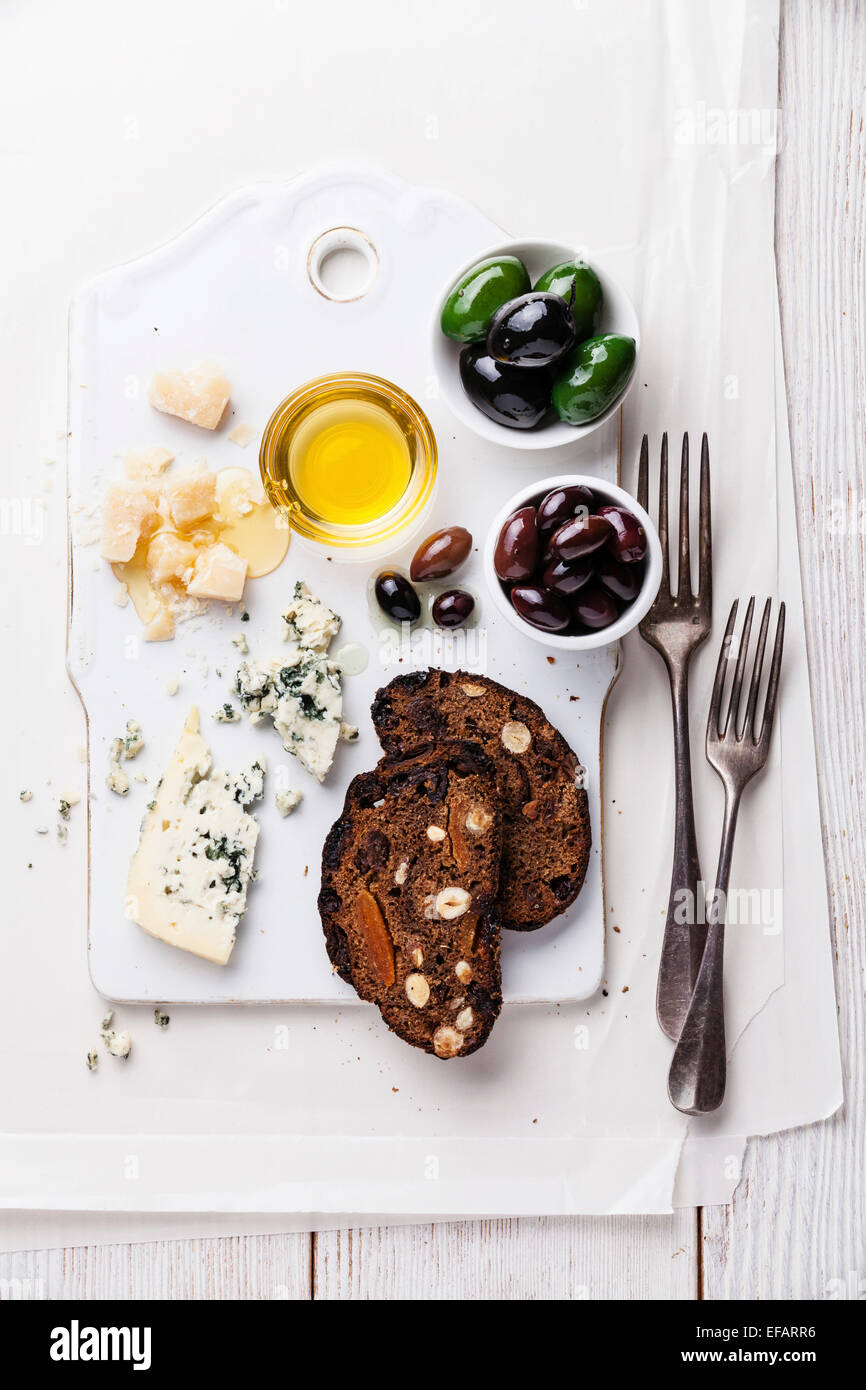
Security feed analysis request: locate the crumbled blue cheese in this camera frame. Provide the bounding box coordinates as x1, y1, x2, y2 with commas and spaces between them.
86, 1048, 99, 1071
213, 703, 241, 723
107, 719, 144, 795
102, 1028, 132, 1059
120, 720, 145, 759
125, 707, 262, 965
232, 633, 249, 654
234, 652, 344, 782
282, 580, 340, 650
154, 1009, 170, 1028
275, 788, 303, 817
19, 789, 33, 803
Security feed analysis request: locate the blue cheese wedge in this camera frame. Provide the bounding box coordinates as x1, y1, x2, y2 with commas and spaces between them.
125, 707, 261, 965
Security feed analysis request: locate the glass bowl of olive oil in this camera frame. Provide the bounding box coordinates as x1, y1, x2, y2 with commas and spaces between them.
260, 374, 438, 561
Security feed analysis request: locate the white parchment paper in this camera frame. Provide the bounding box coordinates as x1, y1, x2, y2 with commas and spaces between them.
0, 0, 841, 1239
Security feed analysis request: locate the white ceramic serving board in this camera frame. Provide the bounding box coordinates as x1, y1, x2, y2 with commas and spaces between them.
67, 167, 619, 1005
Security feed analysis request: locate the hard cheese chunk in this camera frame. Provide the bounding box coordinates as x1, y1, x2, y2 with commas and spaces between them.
146, 532, 197, 585
234, 652, 344, 782
125, 707, 262, 965
164, 467, 217, 529
186, 541, 247, 601
100, 484, 160, 562
123, 445, 174, 480
148, 361, 231, 431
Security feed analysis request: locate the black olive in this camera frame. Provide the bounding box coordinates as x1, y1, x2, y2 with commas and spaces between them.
375, 571, 421, 624
486, 292, 576, 368
459, 345, 552, 430
432, 589, 475, 629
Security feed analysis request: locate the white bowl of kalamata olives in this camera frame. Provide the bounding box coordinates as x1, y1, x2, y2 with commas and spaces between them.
484, 476, 662, 649
434, 239, 640, 450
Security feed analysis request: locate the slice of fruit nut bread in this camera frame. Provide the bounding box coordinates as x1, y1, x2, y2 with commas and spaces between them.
371, 669, 591, 932
319, 741, 503, 1059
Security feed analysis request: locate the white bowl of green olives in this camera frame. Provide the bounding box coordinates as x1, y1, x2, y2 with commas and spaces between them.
484, 475, 662, 650
434, 239, 640, 449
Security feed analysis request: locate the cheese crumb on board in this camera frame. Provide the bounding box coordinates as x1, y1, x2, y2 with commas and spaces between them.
166, 676, 180, 696
148, 360, 231, 431
113, 581, 130, 607
123, 445, 174, 480
125, 707, 262, 965
228, 422, 257, 448
86, 1049, 99, 1072
19, 789, 33, 803
154, 1010, 170, 1028
143, 605, 175, 642
102, 1028, 132, 1059
275, 788, 303, 817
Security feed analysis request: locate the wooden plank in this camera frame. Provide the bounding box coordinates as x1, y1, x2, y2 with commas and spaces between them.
313, 1216, 698, 1300
0, 1234, 312, 1301
701, 0, 865, 1299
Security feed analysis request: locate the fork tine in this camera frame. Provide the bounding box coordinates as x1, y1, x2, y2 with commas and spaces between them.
742, 598, 772, 739
658, 433, 670, 593
708, 599, 739, 739
637, 434, 649, 511
677, 433, 691, 598
698, 432, 712, 598
758, 602, 786, 742
724, 596, 755, 737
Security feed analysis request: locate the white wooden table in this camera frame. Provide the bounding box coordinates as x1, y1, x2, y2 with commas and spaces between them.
2, 0, 863, 1299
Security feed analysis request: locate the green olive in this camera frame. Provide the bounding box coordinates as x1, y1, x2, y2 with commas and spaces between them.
534, 260, 603, 342
440, 256, 530, 343
552, 335, 636, 426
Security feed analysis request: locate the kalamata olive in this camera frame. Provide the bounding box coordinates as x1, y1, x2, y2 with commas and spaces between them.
550, 512, 614, 562
432, 589, 475, 629
410, 526, 472, 582
494, 506, 540, 582
596, 505, 648, 564
510, 584, 570, 633
375, 571, 421, 624
459, 344, 552, 429
573, 584, 620, 630
542, 554, 594, 597
596, 554, 642, 603
487, 292, 577, 368
536, 484, 596, 537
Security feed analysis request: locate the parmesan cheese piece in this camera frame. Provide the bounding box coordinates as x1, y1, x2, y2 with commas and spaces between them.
146, 532, 197, 585
100, 484, 160, 562
186, 542, 247, 602
148, 361, 231, 431
143, 605, 175, 642
164, 467, 217, 530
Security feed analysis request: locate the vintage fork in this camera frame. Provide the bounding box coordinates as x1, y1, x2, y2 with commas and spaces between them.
668, 597, 786, 1116
638, 433, 712, 1040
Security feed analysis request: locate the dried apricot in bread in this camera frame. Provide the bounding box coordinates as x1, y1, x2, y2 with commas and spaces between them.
371, 669, 591, 932
319, 742, 503, 1059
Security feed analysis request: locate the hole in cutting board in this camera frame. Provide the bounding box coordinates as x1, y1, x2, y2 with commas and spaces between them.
307, 227, 378, 301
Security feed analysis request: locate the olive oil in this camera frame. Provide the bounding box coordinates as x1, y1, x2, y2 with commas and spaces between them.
285, 397, 411, 525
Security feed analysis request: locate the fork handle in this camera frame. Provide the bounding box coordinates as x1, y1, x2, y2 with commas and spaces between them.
667, 787, 741, 1115
656, 662, 707, 1040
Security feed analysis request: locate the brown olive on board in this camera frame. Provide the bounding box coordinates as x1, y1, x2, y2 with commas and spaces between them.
410, 526, 472, 583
